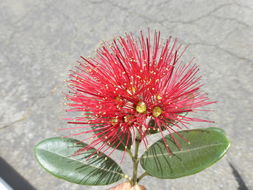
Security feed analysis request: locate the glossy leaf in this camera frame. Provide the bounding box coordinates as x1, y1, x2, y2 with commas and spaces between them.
34, 137, 124, 185
206, 127, 225, 134
140, 128, 230, 179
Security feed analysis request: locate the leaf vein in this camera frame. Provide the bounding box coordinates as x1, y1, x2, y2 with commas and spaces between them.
39, 148, 123, 176
142, 143, 226, 159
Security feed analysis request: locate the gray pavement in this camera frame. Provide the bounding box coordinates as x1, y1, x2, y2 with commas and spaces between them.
0, 0, 253, 190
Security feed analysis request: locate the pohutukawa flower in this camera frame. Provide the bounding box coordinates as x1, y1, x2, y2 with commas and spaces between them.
65, 31, 215, 159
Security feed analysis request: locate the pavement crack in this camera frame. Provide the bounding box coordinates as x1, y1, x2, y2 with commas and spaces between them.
211, 15, 250, 28
0, 94, 51, 130
188, 42, 253, 63
0, 116, 27, 130
229, 162, 249, 190
105, 0, 165, 25
167, 3, 235, 25
163, 2, 253, 25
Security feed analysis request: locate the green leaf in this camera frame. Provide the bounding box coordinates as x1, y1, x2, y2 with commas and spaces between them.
34, 137, 124, 185
140, 128, 230, 179
92, 126, 132, 151
206, 127, 225, 134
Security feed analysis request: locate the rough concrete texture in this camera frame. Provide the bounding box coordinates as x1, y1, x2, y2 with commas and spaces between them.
0, 0, 253, 190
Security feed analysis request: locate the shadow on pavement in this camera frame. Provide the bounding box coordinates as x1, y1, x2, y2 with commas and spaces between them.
0, 157, 36, 190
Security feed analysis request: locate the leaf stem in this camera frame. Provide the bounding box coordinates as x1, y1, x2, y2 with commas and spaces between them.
137, 172, 148, 182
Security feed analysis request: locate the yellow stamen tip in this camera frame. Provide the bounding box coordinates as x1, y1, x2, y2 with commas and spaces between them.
152, 106, 163, 117
157, 94, 162, 100
136, 101, 147, 113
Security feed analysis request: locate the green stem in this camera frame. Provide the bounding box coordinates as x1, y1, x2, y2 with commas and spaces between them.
137, 172, 148, 182
126, 148, 134, 159
132, 137, 141, 185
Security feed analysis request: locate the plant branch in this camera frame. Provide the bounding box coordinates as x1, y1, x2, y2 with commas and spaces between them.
132, 135, 141, 185
137, 172, 148, 182
126, 148, 134, 159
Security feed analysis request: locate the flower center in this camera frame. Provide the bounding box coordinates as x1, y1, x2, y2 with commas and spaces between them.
111, 117, 118, 126
115, 96, 122, 102
136, 101, 147, 113
124, 115, 134, 123
152, 106, 163, 117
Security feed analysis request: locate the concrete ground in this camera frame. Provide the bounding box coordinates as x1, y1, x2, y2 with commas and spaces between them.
0, 0, 253, 190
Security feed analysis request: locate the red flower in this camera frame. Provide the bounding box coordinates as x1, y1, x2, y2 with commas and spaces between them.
65, 31, 215, 158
